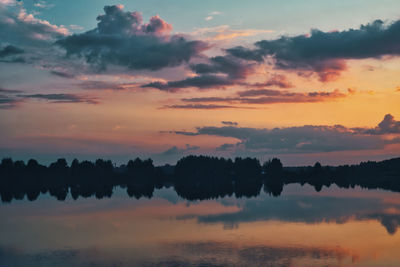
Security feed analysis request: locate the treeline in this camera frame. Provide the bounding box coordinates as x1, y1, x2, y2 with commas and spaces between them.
0, 156, 399, 202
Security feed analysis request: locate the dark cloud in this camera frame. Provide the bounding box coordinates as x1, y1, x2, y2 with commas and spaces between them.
56, 5, 208, 72
142, 75, 234, 91
0, 90, 99, 109
161, 144, 200, 156
143, 55, 253, 91
0, 44, 25, 64
216, 143, 237, 151
162, 103, 242, 109
363, 114, 400, 135
0, 87, 22, 94
190, 56, 252, 79
172, 114, 400, 153
50, 70, 76, 79
226, 46, 264, 62
228, 19, 400, 81
0, 95, 21, 109
222, 121, 239, 126
20, 93, 98, 104
365, 213, 400, 235
0, 45, 24, 58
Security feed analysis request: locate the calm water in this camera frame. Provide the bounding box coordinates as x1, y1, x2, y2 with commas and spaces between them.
1, 184, 400, 267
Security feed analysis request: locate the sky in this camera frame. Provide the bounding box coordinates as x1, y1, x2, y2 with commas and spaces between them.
0, 0, 399, 166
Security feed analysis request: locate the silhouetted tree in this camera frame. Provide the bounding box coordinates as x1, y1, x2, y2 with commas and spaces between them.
1, 156, 400, 202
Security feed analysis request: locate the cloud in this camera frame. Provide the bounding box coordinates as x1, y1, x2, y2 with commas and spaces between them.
171, 114, 400, 153
143, 55, 254, 91
179, 88, 351, 106
228, 19, 400, 81
0, 95, 21, 109
49, 70, 76, 79
142, 75, 235, 91
252, 74, 293, 88
69, 24, 84, 31
0, 4, 69, 46
363, 114, 400, 135
226, 46, 265, 62
222, 121, 238, 126
162, 103, 242, 109
161, 144, 200, 156
0, 45, 24, 58
143, 14, 173, 35
192, 25, 274, 41
0, 87, 21, 94
0, 0, 16, 6
204, 11, 221, 21
56, 5, 208, 72
0, 87, 22, 109
78, 80, 134, 90
33, 0, 54, 9
191, 55, 252, 79
216, 143, 237, 151
0, 44, 25, 63
20, 93, 98, 104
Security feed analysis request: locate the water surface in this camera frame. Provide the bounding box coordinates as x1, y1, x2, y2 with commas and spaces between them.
1, 184, 400, 266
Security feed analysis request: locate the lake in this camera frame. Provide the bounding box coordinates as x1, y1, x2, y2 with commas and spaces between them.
1, 184, 400, 266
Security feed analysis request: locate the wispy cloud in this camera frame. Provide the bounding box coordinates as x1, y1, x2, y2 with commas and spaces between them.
192, 25, 274, 41
20, 93, 99, 104
78, 80, 138, 91
34, 0, 54, 9
174, 88, 354, 108
204, 11, 221, 21
161, 104, 244, 110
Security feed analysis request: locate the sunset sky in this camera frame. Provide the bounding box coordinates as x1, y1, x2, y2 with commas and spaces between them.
0, 0, 399, 165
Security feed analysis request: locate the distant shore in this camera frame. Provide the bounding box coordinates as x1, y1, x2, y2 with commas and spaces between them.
1, 156, 399, 202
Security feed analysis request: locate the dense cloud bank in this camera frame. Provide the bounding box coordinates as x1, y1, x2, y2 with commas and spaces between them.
172, 114, 400, 153
2, 3, 400, 93
2, 1, 400, 87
